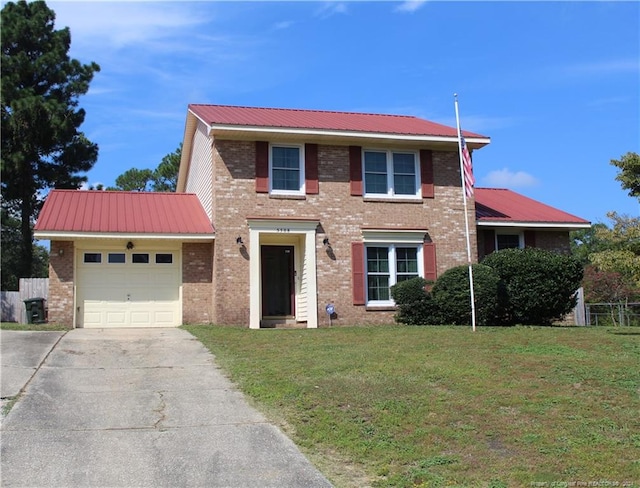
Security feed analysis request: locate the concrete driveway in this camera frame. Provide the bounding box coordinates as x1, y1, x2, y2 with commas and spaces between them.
0, 328, 332, 487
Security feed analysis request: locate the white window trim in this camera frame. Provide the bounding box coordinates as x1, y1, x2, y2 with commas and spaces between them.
131, 253, 151, 264
495, 231, 524, 250
362, 148, 421, 199
269, 143, 305, 196
365, 243, 424, 307
83, 252, 102, 264
107, 252, 126, 264
155, 253, 174, 265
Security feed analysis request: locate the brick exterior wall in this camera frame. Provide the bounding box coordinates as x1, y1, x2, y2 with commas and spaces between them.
535, 231, 571, 254
48, 241, 74, 326
182, 242, 214, 324
211, 140, 476, 326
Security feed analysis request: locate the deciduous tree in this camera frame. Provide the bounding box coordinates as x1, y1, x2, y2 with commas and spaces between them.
610, 152, 640, 200
589, 212, 640, 289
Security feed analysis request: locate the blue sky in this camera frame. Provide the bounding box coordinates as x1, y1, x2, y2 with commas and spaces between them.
48, 0, 639, 225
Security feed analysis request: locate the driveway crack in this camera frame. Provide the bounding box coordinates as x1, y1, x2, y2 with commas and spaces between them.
153, 391, 167, 430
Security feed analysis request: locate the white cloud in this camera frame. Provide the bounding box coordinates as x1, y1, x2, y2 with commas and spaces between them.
586, 96, 629, 107
50, 2, 211, 51
315, 2, 348, 19
481, 168, 539, 188
394, 1, 428, 13
563, 58, 639, 76
273, 20, 295, 30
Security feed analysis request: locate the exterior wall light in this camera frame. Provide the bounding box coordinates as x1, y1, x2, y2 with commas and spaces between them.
126, 241, 134, 250
236, 236, 244, 246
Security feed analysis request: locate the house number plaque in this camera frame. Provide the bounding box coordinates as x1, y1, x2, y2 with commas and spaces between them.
276, 228, 291, 233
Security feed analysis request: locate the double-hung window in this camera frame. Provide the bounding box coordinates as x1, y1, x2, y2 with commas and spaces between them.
366, 245, 421, 305
363, 150, 420, 198
270, 144, 305, 195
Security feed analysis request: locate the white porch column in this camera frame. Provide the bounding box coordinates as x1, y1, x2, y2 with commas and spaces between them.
304, 228, 318, 328
249, 228, 261, 329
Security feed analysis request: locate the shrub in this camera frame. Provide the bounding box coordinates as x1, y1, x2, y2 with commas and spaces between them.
430, 264, 504, 326
482, 248, 583, 325
390, 277, 440, 325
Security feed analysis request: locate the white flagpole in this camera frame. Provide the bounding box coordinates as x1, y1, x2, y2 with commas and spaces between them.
454, 93, 477, 332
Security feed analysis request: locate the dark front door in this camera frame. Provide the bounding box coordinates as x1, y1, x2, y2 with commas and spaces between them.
261, 245, 295, 317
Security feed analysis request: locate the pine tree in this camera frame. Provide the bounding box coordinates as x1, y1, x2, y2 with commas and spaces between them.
1, 0, 100, 281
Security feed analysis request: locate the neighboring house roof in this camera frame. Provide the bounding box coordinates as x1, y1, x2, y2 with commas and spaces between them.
475, 188, 590, 229
187, 104, 490, 144
34, 190, 215, 239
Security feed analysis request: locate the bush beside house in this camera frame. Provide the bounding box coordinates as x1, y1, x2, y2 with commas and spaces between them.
392, 248, 583, 326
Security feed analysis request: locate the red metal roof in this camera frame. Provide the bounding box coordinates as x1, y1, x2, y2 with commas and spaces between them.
35, 190, 215, 235
189, 104, 487, 139
475, 188, 590, 225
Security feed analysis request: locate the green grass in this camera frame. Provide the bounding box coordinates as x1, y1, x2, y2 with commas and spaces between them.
0, 322, 70, 331
184, 324, 640, 488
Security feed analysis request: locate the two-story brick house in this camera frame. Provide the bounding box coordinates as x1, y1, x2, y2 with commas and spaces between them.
35, 104, 590, 328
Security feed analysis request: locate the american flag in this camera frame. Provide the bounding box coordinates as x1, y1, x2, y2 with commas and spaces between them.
460, 135, 474, 198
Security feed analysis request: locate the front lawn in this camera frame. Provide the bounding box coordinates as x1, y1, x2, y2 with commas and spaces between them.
183, 325, 640, 487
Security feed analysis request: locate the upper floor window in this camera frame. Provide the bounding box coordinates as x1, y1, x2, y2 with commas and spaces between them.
496, 233, 522, 250
363, 150, 420, 198
270, 144, 305, 195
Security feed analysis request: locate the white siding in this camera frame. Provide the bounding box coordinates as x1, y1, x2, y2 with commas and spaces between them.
296, 248, 308, 322
185, 121, 213, 220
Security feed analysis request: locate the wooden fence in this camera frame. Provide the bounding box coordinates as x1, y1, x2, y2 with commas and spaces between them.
1, 278, 49, 324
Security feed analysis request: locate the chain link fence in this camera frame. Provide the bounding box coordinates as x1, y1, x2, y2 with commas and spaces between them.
585, 302, 640, 326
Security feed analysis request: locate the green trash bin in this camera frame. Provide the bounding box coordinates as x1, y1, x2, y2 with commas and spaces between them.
24, 297, 47, 324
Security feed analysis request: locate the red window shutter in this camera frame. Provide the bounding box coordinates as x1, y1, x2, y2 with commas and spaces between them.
420, 150, 434, 199
255, 141, 269, 193
351, 242, 365, 305
349, 146, 363, 196
524, 230, 536, 248
305, 143, 319, 194
484, 230, 496, 256
423, 242, 437, 281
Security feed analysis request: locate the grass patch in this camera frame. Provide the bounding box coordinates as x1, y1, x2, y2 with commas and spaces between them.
183, 325, 640, 487
0, 322, 70, 331
1, 395, 20, 417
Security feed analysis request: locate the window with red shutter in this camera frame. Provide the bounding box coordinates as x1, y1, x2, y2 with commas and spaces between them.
484, 229, 496, 256
255, 141, 269, 193
305, 143, 319, 195
420, 150, 434, 199
423, 242, 437, 281
359, 241, 429, 306
351, 242, 365, 305
349, 146, 363, 196
524, 230, 536, 248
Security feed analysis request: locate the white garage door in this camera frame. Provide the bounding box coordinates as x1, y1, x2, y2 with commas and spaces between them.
77, 249, 181, 328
